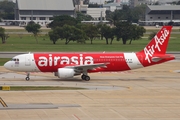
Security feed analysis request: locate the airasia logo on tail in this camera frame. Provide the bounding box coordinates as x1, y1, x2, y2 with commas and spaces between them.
144, 28, 170, 63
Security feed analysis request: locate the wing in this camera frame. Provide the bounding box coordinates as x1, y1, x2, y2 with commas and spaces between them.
152, 55, 174, 62
65, 63, 109, 72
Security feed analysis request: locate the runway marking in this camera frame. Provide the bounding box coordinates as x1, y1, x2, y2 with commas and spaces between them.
72, 114, 81, 120
0, 97, 8, 107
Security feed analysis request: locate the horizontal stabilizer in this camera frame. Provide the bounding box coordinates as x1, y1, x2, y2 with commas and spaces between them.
152, 55, 174, 62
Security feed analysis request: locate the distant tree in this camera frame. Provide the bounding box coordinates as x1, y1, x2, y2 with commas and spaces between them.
83, 24, 99, 44
106, 11, 116, 25
72, 27, 87, 44
101, 24, 115, 44
0, 1, 15, 19
25, 21, 41, 43
97, 23, 104, 40
76, 12, 93, 22
115, 21, 132, 44
48, 30, 59, 44
129, 25, 146, 44
148, 31, 157, 40
48, 15, 79, 29
106, 5, 142, 25
109, 27, 116, 44
106, 4, 147, 25
0, 27, 9, 44
57, 25, 86, 44
0, 27, 5, 43
115, 21, 145, 44
133, 4, 147, 21
56, 25, 72, 44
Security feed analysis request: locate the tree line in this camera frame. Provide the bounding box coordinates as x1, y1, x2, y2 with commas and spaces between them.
1, 15, 146, 45
47, 15, 146, 45
24, 5, 147, 45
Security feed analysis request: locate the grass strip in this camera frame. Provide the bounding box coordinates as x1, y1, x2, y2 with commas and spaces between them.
0, 58, 10, 66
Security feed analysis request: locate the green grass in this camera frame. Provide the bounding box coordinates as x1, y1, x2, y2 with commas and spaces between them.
0, 33, 180, 52
1, 86, 85, 91
5, 28, 51, 33
0, 58, 10, 66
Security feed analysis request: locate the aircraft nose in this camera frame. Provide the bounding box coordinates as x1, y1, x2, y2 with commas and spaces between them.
4, 61, 11, 70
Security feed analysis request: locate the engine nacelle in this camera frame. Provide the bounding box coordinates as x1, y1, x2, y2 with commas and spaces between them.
57, 68, 75, 79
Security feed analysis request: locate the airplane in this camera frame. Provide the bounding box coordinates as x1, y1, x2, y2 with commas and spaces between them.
4, 25, 175, 81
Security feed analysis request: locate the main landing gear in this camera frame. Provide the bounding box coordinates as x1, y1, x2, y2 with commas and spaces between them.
81, 74, 90, 81
25, 72, 30, 81
81, 72, 90, 81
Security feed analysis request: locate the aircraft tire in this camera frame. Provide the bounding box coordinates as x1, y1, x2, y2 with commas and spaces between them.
84, 76, 90, 81
25, 77, 30, 81
81, 75, 90, 81
81, 75, 86, 80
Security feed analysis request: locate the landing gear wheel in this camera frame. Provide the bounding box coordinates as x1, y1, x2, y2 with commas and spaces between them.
25, 77, 30, 81
84, 76, 90, 81
81, 75, 90, 81
81, 75, 86, 80
25, 72, 30, 81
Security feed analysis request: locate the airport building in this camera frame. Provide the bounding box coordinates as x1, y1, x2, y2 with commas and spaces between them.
14, 0, 75, 26
145, 5, 180, 25
103, 2, 122, 12
76, 0, 106, 20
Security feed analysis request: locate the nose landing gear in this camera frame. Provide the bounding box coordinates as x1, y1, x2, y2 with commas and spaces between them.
25, 72, 30, 81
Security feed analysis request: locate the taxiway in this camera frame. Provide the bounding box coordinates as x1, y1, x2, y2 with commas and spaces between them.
0, 61, 180, 120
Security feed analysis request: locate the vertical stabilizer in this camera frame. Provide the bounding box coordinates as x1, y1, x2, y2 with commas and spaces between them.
139, 25, 172, 55
138, 25, 173, 64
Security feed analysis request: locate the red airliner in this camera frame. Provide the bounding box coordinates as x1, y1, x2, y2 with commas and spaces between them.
4, 25, 175, 81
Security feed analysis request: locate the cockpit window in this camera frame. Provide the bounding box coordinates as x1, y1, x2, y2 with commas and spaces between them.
11, 58, 19, 61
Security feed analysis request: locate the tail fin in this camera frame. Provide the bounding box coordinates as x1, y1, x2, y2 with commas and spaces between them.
139, 25, 172, 55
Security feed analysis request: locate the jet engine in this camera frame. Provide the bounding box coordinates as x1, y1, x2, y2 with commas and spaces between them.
57, 68, 75, 78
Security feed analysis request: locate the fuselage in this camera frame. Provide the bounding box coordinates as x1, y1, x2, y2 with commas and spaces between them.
4, 52, 174, 73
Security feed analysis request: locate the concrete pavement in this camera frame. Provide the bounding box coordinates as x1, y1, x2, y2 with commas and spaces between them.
0, 61, 180, 120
